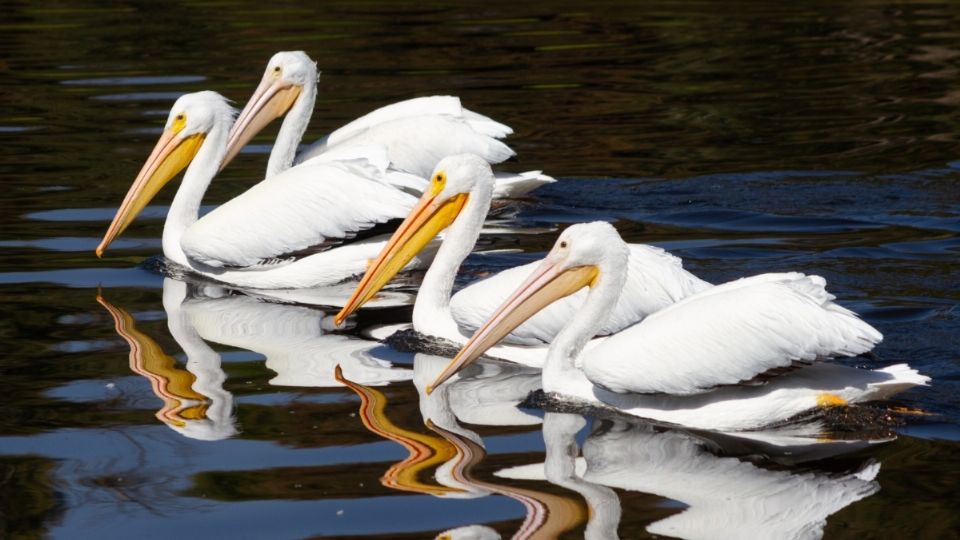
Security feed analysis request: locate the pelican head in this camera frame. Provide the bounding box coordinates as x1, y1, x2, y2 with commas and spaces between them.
427, 222, 628, 393
335, 154, 495, 325
96, 91, 234, 257
220, 51, 318, 170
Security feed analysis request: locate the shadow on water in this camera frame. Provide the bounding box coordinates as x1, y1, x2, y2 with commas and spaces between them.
1, 1, 959, 538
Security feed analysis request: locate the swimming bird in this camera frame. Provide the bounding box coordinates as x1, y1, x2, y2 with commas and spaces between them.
95, 91, 435, 290
220, 51, 554, 197
427, 221, 929, 431
335, 154, 711, 367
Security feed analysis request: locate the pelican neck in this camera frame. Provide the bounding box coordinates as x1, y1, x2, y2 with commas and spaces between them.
267, 76, 317, 177
412, 181, 494, 340
162, 122, 229, 266
543, 256, 626, 394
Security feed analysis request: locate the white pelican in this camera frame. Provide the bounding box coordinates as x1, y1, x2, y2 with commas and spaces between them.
221, 51, 555, 197
427, 222, 929, 431
96, 91, 436, 289
335, 154, 711, 367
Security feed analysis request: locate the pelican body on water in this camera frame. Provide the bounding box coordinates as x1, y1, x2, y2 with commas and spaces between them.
335, 154, 712, 366
96, 91, 428, 289
427, 222, 928, 431
96, 50, 557, 290
222, 51, 555, 197
94, 50, 930, 437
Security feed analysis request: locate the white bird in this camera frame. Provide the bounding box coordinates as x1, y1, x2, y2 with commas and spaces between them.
334, 154, 711, 367
221, 51, 554, 197
96, 91, 437, 290
427, 221, 929, 431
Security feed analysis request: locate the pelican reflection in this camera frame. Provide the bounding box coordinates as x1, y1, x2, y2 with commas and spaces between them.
98, 278, 236, 440
339, 354, 587, 539
499, 413, 888, 540
182, 289, 413, 387
99, 277, 415, 440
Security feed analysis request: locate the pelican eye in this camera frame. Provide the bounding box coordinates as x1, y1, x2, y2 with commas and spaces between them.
172, 113, 187, 132
430, 171, 446, 195
560, 241, 568, 249
273, 66, 282, 76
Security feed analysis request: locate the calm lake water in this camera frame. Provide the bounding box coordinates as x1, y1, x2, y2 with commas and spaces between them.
2, 1, 959, 538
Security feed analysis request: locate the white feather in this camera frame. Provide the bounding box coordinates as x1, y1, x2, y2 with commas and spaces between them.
181, 157, 416, 269
309, 115, 515, 179
583, 273, 884, 395
452, 244, 711, 346
581, 361, 927, 431
293, 96, 549, 195
492, 170, 557, 198
321, 96, 512, 147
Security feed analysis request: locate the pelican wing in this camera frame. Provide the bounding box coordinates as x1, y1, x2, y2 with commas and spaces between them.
296, 96, 516, 178
492, 170, 557, 198
582, 273, 884, 395
298, 144, 429, 194
181, 158, 417, 269
451, 244, 711, 345
325, 96, 513, 145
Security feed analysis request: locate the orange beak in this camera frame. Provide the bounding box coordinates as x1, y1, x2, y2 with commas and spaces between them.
426, 259, 599, 393
220, 77, 302, 172
334, 189, 468, 326
96, 127, 205, 257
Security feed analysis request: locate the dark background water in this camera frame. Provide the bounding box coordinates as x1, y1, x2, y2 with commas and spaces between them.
1, 1, 959, 538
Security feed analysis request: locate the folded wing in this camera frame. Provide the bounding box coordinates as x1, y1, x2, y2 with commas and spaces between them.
451, 244, 711, 345
583, 272, 883, 395
295, 96, 516, 178
181, 155, 417, 269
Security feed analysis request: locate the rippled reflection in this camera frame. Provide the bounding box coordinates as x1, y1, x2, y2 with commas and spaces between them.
182, 288, 413, 387
98, 277, 420, 440
89, 274, 916, 537
3, 1, 959, 537
336, 364, 461, 497
97, 279, 236, 441
500, 412, 889, 540
340, 354, 590, 538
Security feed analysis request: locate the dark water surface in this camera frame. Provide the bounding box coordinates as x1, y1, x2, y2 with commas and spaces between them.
2, 1, 959, 538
